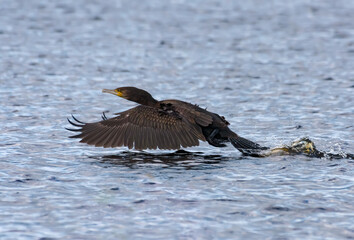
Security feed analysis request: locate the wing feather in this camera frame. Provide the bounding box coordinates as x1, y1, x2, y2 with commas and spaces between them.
68, 105, 207, 150
103, 127, 118, 148
116, 124, 128, 147
150, 127, 158, 150
111, 126, 123, 148
97, 128, 115, 147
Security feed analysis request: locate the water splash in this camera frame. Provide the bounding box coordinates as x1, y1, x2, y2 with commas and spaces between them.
254, 137, 354, 159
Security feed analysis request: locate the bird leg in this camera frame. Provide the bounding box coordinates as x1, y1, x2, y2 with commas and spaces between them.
207, 129, 227, 147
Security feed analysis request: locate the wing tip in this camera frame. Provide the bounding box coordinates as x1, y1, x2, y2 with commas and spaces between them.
66, 115, 86, 137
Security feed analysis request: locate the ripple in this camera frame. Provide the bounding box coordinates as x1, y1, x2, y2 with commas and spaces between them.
1, 0, 354, 239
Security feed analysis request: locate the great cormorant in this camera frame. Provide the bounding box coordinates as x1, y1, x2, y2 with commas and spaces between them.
67, 87, 267, 153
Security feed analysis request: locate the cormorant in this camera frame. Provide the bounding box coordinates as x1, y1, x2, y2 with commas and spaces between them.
67, 87, 267, 153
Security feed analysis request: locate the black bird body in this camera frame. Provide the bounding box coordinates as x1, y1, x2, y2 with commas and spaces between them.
67, 87, 266, 152
158, 99, 236, 145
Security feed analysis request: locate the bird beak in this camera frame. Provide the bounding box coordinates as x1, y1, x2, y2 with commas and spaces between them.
102, 89, 123, 97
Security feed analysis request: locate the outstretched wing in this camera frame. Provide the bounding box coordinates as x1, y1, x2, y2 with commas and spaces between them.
67, 105, 206, 150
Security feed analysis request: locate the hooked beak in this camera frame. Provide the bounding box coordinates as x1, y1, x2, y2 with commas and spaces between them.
102, 89, 122, 97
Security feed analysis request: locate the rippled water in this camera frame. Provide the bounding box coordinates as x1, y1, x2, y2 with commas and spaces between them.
1, 0, 354, 239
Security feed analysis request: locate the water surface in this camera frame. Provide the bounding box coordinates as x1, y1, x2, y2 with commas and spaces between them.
0, 0, 353, 239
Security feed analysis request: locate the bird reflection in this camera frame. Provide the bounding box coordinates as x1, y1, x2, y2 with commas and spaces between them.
90, 150, 235, 170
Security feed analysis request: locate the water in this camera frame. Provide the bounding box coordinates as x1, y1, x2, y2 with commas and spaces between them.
1, 0, 354, 239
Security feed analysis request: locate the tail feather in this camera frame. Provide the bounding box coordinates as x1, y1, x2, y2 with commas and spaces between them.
229, 136, 268, 155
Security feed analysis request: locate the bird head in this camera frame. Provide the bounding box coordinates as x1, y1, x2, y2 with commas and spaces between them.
102, 87, 157, 106
102, 87, 127, 98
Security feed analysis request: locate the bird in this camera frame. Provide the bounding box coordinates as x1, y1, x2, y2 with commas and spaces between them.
67, 87, 268, 153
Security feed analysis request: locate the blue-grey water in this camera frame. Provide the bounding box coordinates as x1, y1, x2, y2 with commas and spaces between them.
1, 0, 354, 239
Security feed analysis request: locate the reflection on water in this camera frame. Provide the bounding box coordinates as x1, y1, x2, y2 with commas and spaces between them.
93, 141, 354, 172
91, 150, 233, 170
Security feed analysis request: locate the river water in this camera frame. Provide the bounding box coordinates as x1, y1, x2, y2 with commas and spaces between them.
1, 0, 353, 239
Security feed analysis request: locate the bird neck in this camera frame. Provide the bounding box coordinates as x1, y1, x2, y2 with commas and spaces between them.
135, 96, 158, 107
126, 90, 158, 107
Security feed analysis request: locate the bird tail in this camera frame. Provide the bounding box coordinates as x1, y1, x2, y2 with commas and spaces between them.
229, 136, 268, 156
